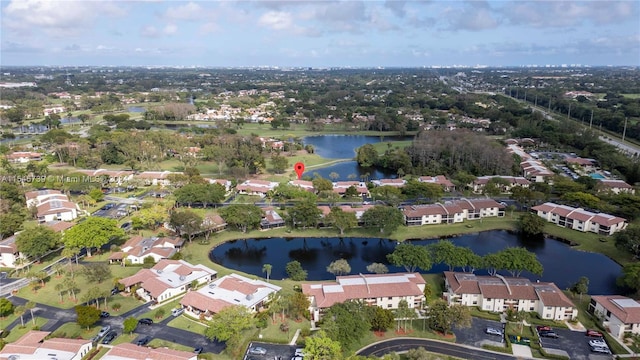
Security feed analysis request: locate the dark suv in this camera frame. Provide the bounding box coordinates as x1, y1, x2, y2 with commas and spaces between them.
138, 318, 153, 325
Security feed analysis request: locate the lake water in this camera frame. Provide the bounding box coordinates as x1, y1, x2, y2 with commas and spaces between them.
128, 106, 145, 113
302, 135, 410, 181
209, 230, 623, 295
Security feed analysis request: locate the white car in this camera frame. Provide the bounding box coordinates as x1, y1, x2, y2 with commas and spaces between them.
485, 327, 503, 336
588, 339, 607, 347
171, 308, 184, 317
294, 348, 305, 357
97, 325, 111, 338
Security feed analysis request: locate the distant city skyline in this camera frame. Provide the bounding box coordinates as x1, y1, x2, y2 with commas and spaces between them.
1, 0, 638, 68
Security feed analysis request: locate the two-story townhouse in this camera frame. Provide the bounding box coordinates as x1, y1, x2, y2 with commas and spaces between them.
472, 176, 531, 194
0, 330, 92, 360
302, 273, 426, 322
589, 295, 640, 339
443, 272, 577, 320
596, 179, 635, 195
531, 202, 627, 235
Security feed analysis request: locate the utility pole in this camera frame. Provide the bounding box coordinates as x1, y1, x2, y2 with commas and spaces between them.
623, 117, 628, 142
567, 104, 571, 120
589, 110, 594, 129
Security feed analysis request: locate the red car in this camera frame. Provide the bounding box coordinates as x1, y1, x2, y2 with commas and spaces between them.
586, 329, 604, 337
536, 325, 552, 332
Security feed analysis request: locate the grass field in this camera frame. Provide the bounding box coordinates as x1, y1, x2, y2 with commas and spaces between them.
2, 317, 49, 342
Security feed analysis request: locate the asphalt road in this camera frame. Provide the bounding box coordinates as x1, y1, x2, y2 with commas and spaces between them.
356, 338, 517, 360
4, 296, 225, 354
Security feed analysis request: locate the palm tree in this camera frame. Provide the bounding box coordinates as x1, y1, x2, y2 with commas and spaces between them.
262, 264, 272, 282
55, 283, 65, 303
25, 301, 36, 325
15, 305, 25, 327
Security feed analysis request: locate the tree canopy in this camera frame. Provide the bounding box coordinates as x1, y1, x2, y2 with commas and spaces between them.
16, 226, 61, 261
63, 217, 124, 257
219, 204, 263, 232
204, 305, 254, 342
361, 206, 404, 234
386, 243, 431, 272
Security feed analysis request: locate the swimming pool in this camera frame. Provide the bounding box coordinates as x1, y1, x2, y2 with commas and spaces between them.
590, 173, 605, 179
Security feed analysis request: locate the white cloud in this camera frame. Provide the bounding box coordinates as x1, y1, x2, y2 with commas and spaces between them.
501, 1, 639, 28
443, 1, 500, 31
164, 24, 178, 35
141, 25, 160, 38
199, 22, 220, 34
258, 11, 293, 30
3, 0, 123, 37
164, 1, 205, 21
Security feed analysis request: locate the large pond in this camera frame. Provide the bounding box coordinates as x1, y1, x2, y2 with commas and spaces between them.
302, 135, 411, 181
209, 230, 623, 295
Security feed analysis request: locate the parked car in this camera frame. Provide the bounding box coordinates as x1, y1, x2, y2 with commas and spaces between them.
100, 311, 110, 318
536, 325, 552, 332
138, 318, 153, 325
111, 287, 120, 295
102, 331, 117, 344
586, 329, 604, 337
193, 347, 203, 354
171, 308, 184, 317
248, 347, 267, 355
539, 331, 559, 338
97, 325, 111, 338
590, 346, 611, 354
485, 327, 503, 336
136, 336, 151, 346
295, 348, 305, 357
588, 339, 608, 347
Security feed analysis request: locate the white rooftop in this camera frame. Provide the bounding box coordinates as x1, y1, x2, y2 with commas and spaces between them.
612, 298, 640, 309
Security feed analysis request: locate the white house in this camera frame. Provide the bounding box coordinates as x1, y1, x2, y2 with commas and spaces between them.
443, 272, 578, 321
135, 171, 177, 187
0, 330, 92, 360
180, 273, 281, 319
531, 202, 627, 236
596, 179, 635, 195
472, 176, 531, 194
119, 259, 217, 304
371, 179, 406, 187
302, 272, 426, 322
108, 236, 184, 265
589, 295, 640, 339
288, 179, 315, 192
332, 181, 369, 196
5, 151, 42, 163
236, 179, 278, 197
521, 159, 554, 183
25, 190, 79, 223
402, 198, 504, 226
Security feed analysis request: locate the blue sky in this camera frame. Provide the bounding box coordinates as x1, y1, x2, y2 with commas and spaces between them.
1, 0, 638, 67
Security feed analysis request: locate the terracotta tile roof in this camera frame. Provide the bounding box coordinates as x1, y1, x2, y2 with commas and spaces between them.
418, 175, 455, 188
445, 272, 574, 307
302, 272, 425, 309
565, 157, 594, 166
591, 213, 627, 226
474, 176, 531, 186
44, 221, 74, 233
181, 291, 230, 314
591, 295, 640, 324
104, 343, 197, 360
25, 189, 62, 201
599, 179, 633, 189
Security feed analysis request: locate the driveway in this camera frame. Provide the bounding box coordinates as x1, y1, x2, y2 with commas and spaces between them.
245, 342, 301, 360
537, 327, 613, 360
453, 317, 507, 349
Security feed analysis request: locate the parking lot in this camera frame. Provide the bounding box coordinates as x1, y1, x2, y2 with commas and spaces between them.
93, 203, 131, 219
453, 318, 614, 360
245, 342, 302, 360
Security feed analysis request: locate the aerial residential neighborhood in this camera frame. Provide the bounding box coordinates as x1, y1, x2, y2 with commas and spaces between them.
0, 1, 639, 358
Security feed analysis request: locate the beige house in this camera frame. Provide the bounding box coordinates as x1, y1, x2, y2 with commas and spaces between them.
0, 330, 92, 360
531, 202, 627, 236
302, 272, 426, 322
597, 179, 635, 195
443, 272, 578, 321
589, 295, 640, 339
180, 273, 281, 319
417, 175, 456, 192
236, 179, 278, 197
25, 189, 79, 223
119, 259, 217, 304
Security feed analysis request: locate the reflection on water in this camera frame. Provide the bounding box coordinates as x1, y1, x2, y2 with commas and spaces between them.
209, 230, 623, 295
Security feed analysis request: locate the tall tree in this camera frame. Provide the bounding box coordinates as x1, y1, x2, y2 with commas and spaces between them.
614, 226, 640, 259
15, 226, 61, 262
262, 263, 272, 282
428, 240, 469, 271
356, 144, 378, 167
75, 305, 101, 329
325, 207, 357, 235
204, 305, 254, 342
517, 212, 546, 237
386, 243, 431, 272
571, 276, 589, 301
286, 260, 308, 281
498, 247, 543, 277
169, 209, 203, 242
288, 199, 322, 229
426, 299, 471, 335
361, 206, 404, 234
123, 316, 138, 334
63, 217, 124, 257
327, 259, 351, 276
304, 330, 342, 360
322, 301, 370, 350
366, 262, 389, 274
617, 262, 640, 294
219, 204, 263, 232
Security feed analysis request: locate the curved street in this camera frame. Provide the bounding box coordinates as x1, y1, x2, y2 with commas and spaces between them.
356, 338, 517, 360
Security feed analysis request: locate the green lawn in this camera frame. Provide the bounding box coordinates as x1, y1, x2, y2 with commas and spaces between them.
258, 316, 311, 344
139, 298, 182, 322
167, 315, 207, 334
3, 317, 49, 342
148, 338, 194, 352
50, 322, 99, 340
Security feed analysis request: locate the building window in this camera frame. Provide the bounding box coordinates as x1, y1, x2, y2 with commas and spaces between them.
388, 304, 392, 308
388, 297, 393, 300
530, 307, 534, 311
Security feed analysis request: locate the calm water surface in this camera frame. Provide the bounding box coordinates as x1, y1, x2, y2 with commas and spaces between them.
209, 230, 622, 295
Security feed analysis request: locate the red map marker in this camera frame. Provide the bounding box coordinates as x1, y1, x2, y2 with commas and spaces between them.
294, 162, 305, 179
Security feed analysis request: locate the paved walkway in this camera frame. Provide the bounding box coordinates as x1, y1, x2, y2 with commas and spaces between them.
564, 320, 586, 331
511, 344, 533, 359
